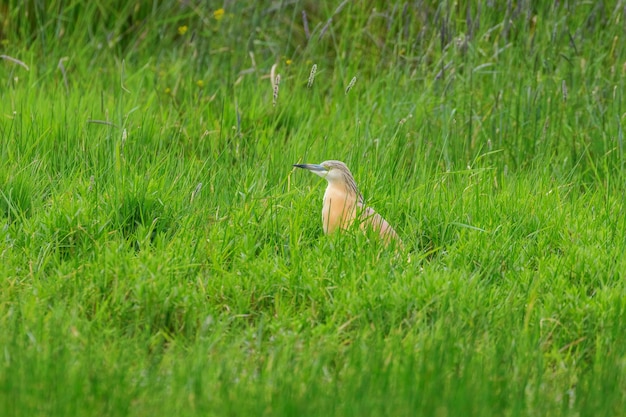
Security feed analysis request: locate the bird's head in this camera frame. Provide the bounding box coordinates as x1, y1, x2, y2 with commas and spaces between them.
293, 160, 353, 183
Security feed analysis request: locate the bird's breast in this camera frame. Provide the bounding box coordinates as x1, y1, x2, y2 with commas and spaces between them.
322, 186, 358, 234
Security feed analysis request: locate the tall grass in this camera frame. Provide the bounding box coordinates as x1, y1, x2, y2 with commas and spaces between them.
1, 1, 625, 416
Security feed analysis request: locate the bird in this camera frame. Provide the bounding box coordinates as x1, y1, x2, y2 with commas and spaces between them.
293, 160, 402, 245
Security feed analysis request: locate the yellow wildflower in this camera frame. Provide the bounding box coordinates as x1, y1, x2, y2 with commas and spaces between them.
285, 59, 293, 65
213, 8, 225, 21
178, 25, 188, 35
196, 80, 204, 88
164, 87, 171, 94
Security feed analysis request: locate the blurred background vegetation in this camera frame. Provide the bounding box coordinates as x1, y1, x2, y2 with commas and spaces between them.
2, 0, 625, 176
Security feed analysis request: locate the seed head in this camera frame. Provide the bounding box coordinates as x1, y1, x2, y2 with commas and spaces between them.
345, 74, 357, 95
307, 64, 317, 88
273, 74, 281, 107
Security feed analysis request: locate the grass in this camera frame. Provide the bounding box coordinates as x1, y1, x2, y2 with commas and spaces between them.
1, 0, 625, 415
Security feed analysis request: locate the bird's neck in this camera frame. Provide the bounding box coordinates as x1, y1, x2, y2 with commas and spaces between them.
325, 181, 359, 200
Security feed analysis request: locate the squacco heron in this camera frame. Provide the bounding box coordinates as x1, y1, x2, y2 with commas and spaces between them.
293, 160, 402, 245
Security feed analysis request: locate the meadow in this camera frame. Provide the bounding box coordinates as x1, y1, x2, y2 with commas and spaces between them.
1, 1, 625, 415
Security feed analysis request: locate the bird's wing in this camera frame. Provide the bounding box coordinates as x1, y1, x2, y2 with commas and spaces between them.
358, 204, 401, 244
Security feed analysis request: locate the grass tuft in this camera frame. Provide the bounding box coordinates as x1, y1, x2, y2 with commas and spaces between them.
110, 178, 177, 246
0, 174, 34, 222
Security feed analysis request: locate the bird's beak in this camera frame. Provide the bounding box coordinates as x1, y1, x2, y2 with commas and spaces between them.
293, 163, 327, 173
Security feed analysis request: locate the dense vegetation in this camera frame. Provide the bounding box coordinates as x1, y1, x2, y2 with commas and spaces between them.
1, 1, 625, 415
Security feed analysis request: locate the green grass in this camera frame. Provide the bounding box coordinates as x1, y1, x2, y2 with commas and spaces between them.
1, 1, 625, 416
